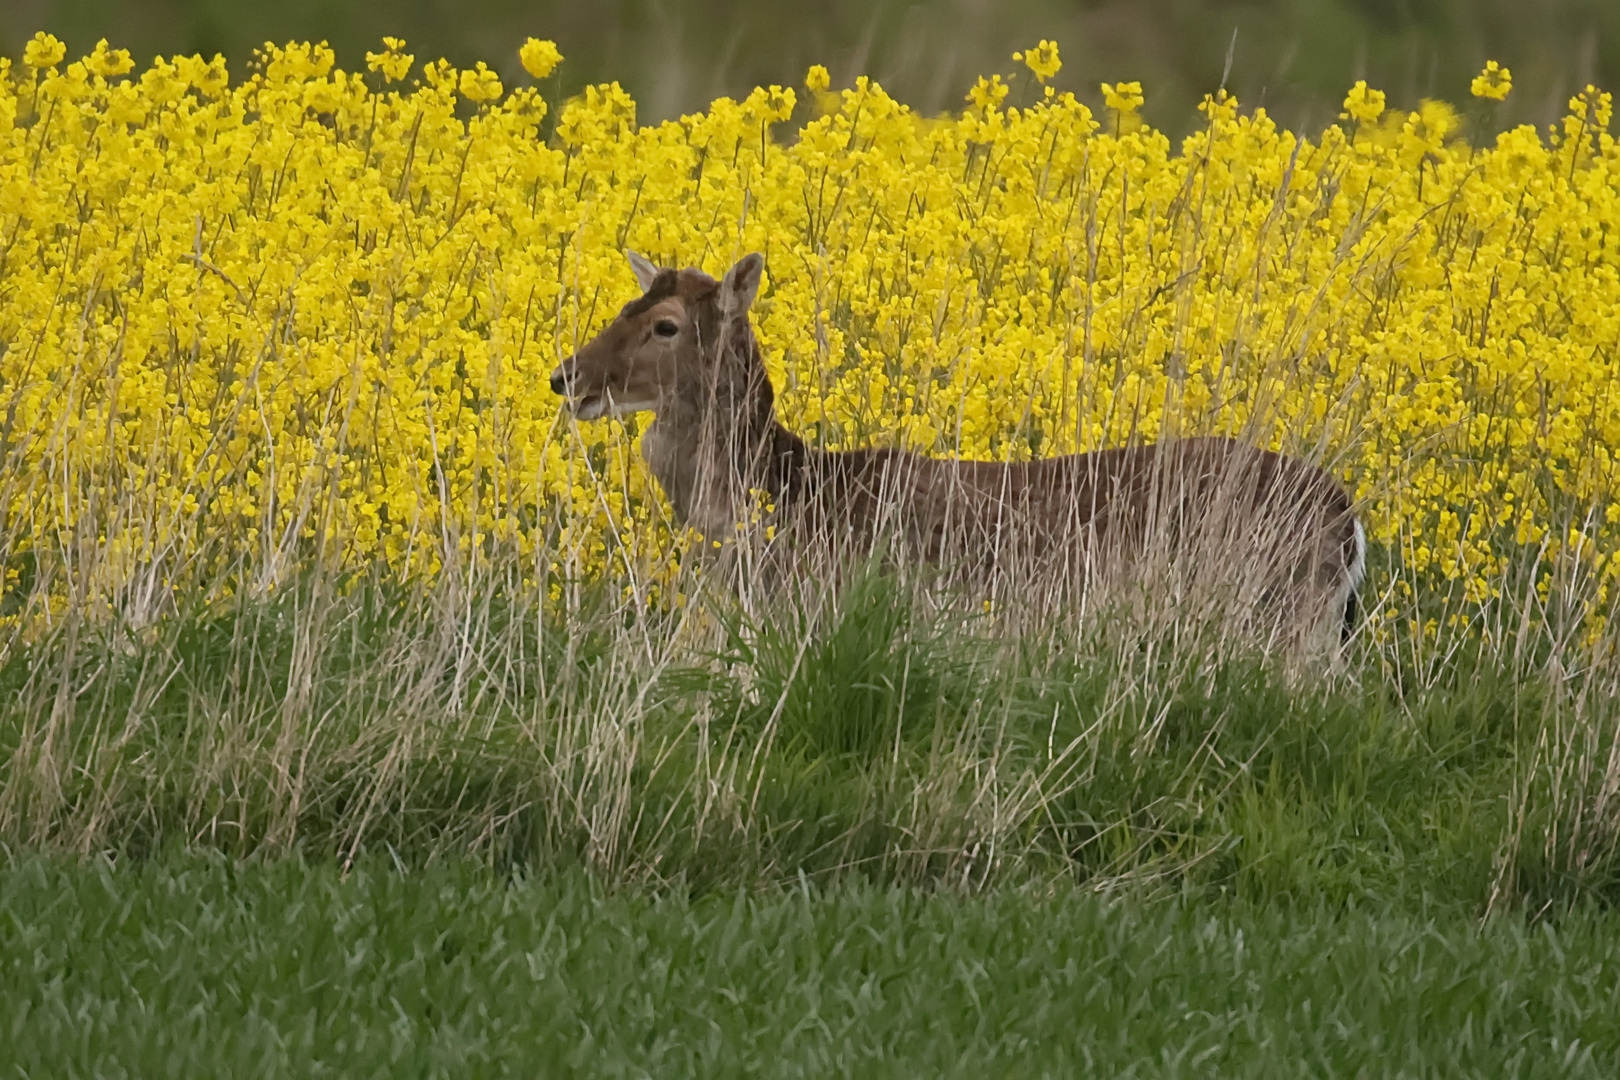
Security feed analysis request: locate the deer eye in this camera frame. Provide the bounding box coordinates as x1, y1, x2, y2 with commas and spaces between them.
653, 319, 679, 338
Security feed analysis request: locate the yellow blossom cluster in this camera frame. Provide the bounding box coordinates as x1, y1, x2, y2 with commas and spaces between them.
1471, 60, 1512, 101
1014, 41, 1062, 83
1, 38, 1618, 618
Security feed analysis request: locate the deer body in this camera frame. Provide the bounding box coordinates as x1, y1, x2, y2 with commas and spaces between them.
552, 253, 1366, 640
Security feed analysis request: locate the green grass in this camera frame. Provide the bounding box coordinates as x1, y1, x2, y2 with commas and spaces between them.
3, 854, 1618, 1078
2, 549, 1617, 912
4, 540, 1620, 1069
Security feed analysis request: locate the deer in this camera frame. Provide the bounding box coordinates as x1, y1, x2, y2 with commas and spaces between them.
550, 251, 1367, 646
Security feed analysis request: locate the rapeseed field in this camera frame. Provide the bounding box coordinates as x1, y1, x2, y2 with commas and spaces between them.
2, 34, 1619, 912
3, 33, 1617, 623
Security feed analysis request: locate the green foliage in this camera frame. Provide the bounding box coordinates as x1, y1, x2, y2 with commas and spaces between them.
4, 548, 1620, 1067
4, 854, 1620, 1077
3, 552, 1618, 915
7, 0, 1614, 135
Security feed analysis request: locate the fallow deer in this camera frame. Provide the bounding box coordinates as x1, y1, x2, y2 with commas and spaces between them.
550, 252, 1366, 643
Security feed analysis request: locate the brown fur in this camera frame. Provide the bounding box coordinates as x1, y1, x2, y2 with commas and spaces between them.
552, 253, 1365, 640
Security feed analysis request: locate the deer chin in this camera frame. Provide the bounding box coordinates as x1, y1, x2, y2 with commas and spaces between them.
570, 395, 608, 421
606, 397, 658, 417
568, 394, 657, 421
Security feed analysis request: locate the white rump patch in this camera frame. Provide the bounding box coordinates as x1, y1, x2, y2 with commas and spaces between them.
1327, 517, 1368, 637
1348, 518, 1367, 592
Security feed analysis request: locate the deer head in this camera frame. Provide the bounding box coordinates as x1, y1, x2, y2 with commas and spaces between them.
549, 251, 765, 421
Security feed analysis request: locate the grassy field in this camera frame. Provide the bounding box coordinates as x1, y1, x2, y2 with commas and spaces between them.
7, 529, 1620, 1069
8, 512, 1620, 1070
0, 555, 1598, 904
4, 854, 1619, 1078
5, 34, 1620, 1069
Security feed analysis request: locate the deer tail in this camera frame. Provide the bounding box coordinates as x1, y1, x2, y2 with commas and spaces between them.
1338, 517, 1367, 643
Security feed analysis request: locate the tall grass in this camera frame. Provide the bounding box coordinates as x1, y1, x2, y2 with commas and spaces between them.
3, 490, 1618, 915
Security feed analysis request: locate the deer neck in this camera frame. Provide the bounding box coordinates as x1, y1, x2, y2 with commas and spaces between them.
641, 321, 807, 538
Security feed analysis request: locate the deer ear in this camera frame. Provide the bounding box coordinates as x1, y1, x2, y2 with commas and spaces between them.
719, 252, 764, 316
626, 250, 661, 293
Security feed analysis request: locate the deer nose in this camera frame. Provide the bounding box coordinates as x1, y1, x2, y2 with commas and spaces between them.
549, 367, 568, 396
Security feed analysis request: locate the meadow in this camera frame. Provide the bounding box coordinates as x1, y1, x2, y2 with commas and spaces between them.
2, 32, 1620, 1069
5, 856, 1620, 1077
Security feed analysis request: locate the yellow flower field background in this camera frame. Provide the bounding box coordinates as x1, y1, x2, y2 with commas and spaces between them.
3, 32, 1618, 635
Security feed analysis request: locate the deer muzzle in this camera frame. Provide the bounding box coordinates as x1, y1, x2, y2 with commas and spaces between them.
549, 359, 610, 421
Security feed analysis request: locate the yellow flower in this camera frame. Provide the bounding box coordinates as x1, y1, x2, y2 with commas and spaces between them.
1341, 80, 1385, 124
86, 39, 134, 78
365, 37, 414, 83
139, 57, 189, 106
264, 40, 334, 82
744, 84, 796, 123
805, 64, 830, 93
1565, 85, 1614, 134
1014, 40, 1062, 83
459, 61, 504, 103
966, 74, 1009, 111
105, 80, 146, 123
1400, 98, 1460, 161
176, 53, 229, 98
1470, 61, 1512, 101
1101, 80, 1143, 113
519, 38, 563, 80
23, 31, 66, 69
422, 58, 459, 95
1197, 88, 1237, 123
